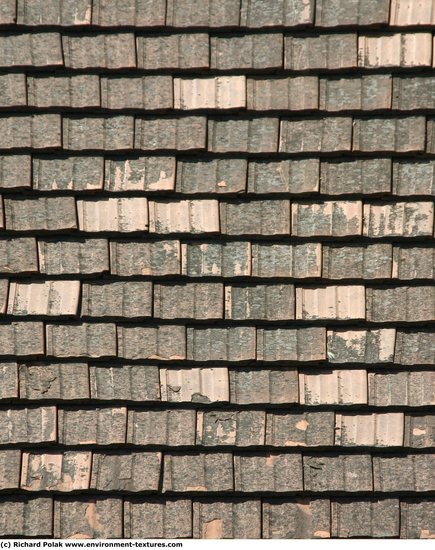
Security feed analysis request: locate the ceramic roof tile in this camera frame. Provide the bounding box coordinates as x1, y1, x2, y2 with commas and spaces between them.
247, 77, 318, 111
0, 322, 44, 356
92, 0, 166, 26
257, 327, 326, 362
174, 76, 246, 110
186, 326, 256, 362
208, 117, 279, 153
373, 455, 434, 492
265, 411, 335, 447
327, 328, 396, 363
154, 282, 224, 320
240, 0, 314, 27
90, 364, 160, 402
16, 0, 91, 25
166, 0, 240, 27
0, 450, 21, 489
181, 241, 251, 277
284, 34, 357, 70
58, 407, 127, 445
426, 118, 435, 154
353, 116, 426, 152
291, 201, 362, 237
320, 158, 392, 196
392, 161, 434, 196
304, 454, 373, 492
0, 279, 9, 314
358, 33, 433, 67
392, 76, 435, 110
136, 34, 209, 70
335, 413, 404, 447
63, 33, 136, 68
229, 368, 298, 404
21, 451, 92, 491
263, 499, 330, 539
105, 156, 176, 192
247, 159, 320, 194
7, 280, 80, 317
160, 367, 229, 403
296, 285, 365, 320
299, 369, 368, 405
117, 325, 186, 360
0, 362, 18, 399
38, 239, 109, 275
251, 243, 322, 278
45, 322, 117, 358
0, 114, 61, 149
368, 371, 435, 406
27, 75, 100, 109
390, 0, 435, 25
163, 453, 234, 492
0, 497, 53, 538
394, 330, 435, 365
63, 116, 134, 151
0, 238, 38, 274
0, 1, 16, 24
367, 286, 435, 322
404, 415, 435, 448
135, 116, 206, 151
392, 246, 435, 280
0, 33, 63, 67
319, 75, 392, 111
54, 499, 122, 539
234, 453, 303, 492
101, 75, 173, 110
322, 244, 393, 279
149, 200, 219, 234
210, 34, 283, 70
20, 362, 90, 400
0, 406, 57, 444
400, 501, 435, 539
0, 155, 31, 189
110, 239, 180, 276
77, 197, 149, 232
197, 410, 266, 447
315, 0, 390, 26
91, 452, 162, 492
124, 499, 192, 539
0, 74, 26, 107
33, 156, 104, 192
363, 202, 434, 237
177, 158, 247, 194
81, 281, 152, 318
280, 118, 353, 154
220, 200, 290, 235
193, 500, 262, 539
127, 409, 196, 446
225, 284, 295, 320
331, 500, 400, 538
4, 197, 76, 231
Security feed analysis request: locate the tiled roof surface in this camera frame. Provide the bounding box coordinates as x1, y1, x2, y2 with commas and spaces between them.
0, 0, 434, 540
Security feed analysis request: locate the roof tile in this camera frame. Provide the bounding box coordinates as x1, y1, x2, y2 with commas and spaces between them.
16, 0, 91, 25
54, 499, 122, 539
0, 0, 16, 24
404, 415, 434, 448
33, 156, 104, 192
373, 455, 434, 492
0, 238, 38, 274
0, 155, 31, 189
135, 116, 206, 151
394, 330, 435, 365
27, 75, 100, 109
284, 34, 357, 70
7, 280, 80, 316
0, 497, 52, 538
220, 200, 290, 235
77, 197, 149, 232
187, 326, 256, 362
0, 33, 63, 67
0, 406, 57, 444
327, 328, 396, 363
0, 322, 44, 356
0, 362, 18, 399
353, 117, 426, 152
63, 33, 136, 68
109, 239, 180, 276
240, 0, 314, 27
92, 0, 166, 26
193, 500, 261, 539
389, 0, 435, 25
20, 362, 90, 400
322, 244, 393, 279
367, 286, 435, 322
248, 159, 319, 194
166, 0, 240, 27
81, 281, 152, 318
149, 200, 219, 234
58, 407, 127, 445
263, 499, 330, 539
210, 34, 283, 70
174, 76, 246, 110
63, 116, 134, 150
247, 77, 318, 111
363, 201, 434, 237
392, 161, 434, 196
181, 241, 251, 277
392, 246, 435, 280
225, 284, 295, 320
124, 499, 192, 538
234, 453, 303, 492
291, 201, 362, 236
154, 282, 224, 320
197, 410, 266, 446
299, 369, 368, 405
266, 411, 335, 447
0, 74, 27, 107
0, 450, 21, 489
279, 117, 352, 153
358, 33, 433, 67
304, 454, 373, 491
229, 368, 298, 404
136, 34, 209, 70
209, 117, 279, 153
368, 371, 435, 406
0, 114, 61, 149
251, 243, 321, 278
105, 156, 175, 192
38, 239, 109, 275
176, 158, 247, 194
296, 285, 365, 320
392, 76, 435, 110
127, 409, 196, 446
160, 367, 229, 403
257, 327, 326, 362
90, 364, 160, 402
5, 197, 77, 231
320, 158, 391, 195
163, 453, 234, 492
331, 499, 399, 538
101, 75, 173, 110
117, 325, 186, 360
335, 413, 404, 446
45, 322, 117, 358
400, 501, 435, 539
315, 0, 390, 26
319, 75, 392, 111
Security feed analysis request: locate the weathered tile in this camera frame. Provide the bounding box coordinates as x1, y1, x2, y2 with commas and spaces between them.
127, 409, 196, 446
160, 367, 229, 403
0, 497, 53, 538
211, 34, 283, 70
285, 34, 357, 70
225, 284, 295, 320
0, 155, 31, 189
257, 327, 326, 362
135, 117, 206, 151
5, 197, 76, 231
319, 75, 392, 111
327, 328, 396, 363
39, 239, 109, 275
0, 0, 16, 24
0, 238, 37, 274
124, 499, 192, 538
353, 117, 426, 152
154, 283, 224, 320
230, 368, 298, 405
292, 201, 362, 236
82, 281, 152, 318
193, 500, 261, 539
137, 34, 209, 70
266, 412, 335, 447
105, 156, 175, 192
63, 33, 136, 68
320, 159, 392, 195
0, 115, 61, 149
392, 76, 435, 111
296, 285, 365, 320
174, 77, 246, 110
90, 364, 160, 402
8, 281, 80, 316
63, 116, 134, 151
0, 33, 63, 67
234, 454, 303, 492
220, 200, 290, 235
392, 161, 434, 196
248, 159, 319, 194
0, 406, 57, 444
404, 415, 435, 448
368, 371, 435, 407
163, 453, 234, 492
91, 452, 162, 492
118, 325, 186, 361
20, 362, 90, 400
0, 74, 27, 107
322, 244, 392, 279
363, 202, 434, 237
149, 200, 219, 234
208, 118, 279, 153
304, 454, 372, 492
197, 410, 266, 447
16, 0, 91, 24
77, 198, 148, 232
46, 323, 117, 358
58, 407, 127, 445
425, 119, 435, 154
392, 246, 435, 280
0, 450, 21, 489
400, 500, 435, 539
0, 362, 18, 399
263, 499, 330, 539
252, 243, 321, 278
247, 77, 318, 111
0, 280, 9, 315
110, 240, 180, 276
101, 76, 173, 110
367, 286, 435, 322
358, 33, 432, 67
54, 499, 122, 539
177, 158, 247, 194
240, 0, 314, 27
335, 413, 404, 447
299, 369, 368, 405
28, 75, 100, 109
331, 500, 400, 538
0, 322, 44, 356
280, 118, 352, 153
187, 327, 256, 362
373, 455, 434, 492
166, 0, 240, 26
92, 0, 166, 26
315, 0, 389, 26
395, 331, 435, 365
33, 156, 104, 192
181, 241, 251, 277
21, 452, 92, 492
